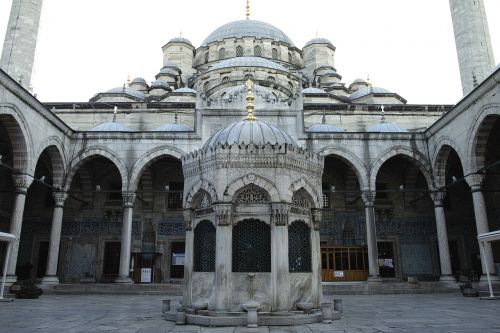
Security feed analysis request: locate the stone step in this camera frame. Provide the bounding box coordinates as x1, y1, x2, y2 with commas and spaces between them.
321, 281, 459, 295
44, 283, 183, 296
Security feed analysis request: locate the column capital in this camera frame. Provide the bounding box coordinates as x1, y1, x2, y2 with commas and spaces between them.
183, 208, 194, 230
430, 190, 446, 207
12, 174, 32, 193
122, 192, 136, 208
271, 203, 289, 226
214, 203, 232, 226
52, 191, 68, 207
361, 191, 376, 207
311, 208, 322, 230
465, 174, 484, 192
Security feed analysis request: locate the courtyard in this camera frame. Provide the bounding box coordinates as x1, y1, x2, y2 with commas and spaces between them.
0, 293, 499, 332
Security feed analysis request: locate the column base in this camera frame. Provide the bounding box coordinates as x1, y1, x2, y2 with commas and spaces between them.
439, 275, 457, 283
115, 276, 134, 284
41, 275, 60, 285
367, 276, 383, 283
480, 274, 500, 283
3, 275, 17, 286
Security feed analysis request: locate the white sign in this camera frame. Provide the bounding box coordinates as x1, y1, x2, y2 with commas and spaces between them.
172, 253, 185, 266
141, 268, 152, 283
334, 271, 344, 278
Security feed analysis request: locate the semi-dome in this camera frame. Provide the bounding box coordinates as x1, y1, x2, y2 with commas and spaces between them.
302, 87, 327, 94
306, 123, 343, 132
211, 56, 288, 72
367, 122, 407, 132
91, 122, 131, 132
151, 80, 170, 89
304, 37, 333, 48
202, 20, 295, 47
204, 120, 296, 148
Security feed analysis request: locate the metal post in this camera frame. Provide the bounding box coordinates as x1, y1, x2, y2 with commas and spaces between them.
1, 242, 12, 299
479, 241, 494, 298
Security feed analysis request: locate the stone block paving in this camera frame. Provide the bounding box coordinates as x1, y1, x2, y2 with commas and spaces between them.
0, 293, 499, 333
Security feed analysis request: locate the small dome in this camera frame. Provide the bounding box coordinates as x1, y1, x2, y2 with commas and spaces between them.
167, 37, 193, 47
163, 62, 181, 70
350, 86, 391, 100
302, 87, 326, 94
367, 122, 407, 132
204, 120, 296, 148
173, 87, 196, 94
151, 80, 170, 89
131, 77, 147, 85
154, 123, 191, 131
304, 37, 333, 48
105, 87, 145, 99
210, 56, 288, 72
202, 20, 295, 47
353, 78, 367, 84
306, 123, 343, 132
91, 122, 131, 132
159, 68, 179, 76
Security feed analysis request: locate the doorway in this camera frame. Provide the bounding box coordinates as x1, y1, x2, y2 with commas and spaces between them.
36, 241, 49, 278
377, 241, 396, 278
102, 241, 121, 282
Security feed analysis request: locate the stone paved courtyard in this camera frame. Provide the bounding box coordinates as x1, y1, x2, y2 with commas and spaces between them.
0, 293, 499, 333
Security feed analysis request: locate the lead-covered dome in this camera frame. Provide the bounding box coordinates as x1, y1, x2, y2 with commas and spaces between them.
91, 122, 131, 132
202, 20, 295, 47
204, 120, 296, 148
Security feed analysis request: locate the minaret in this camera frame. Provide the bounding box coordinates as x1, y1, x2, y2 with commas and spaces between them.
449, 0, 495, 95
0, 0, 44, 89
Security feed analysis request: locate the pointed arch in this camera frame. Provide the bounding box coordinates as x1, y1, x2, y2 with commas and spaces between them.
288, 178, 321, 209
184, 179, 218, 209
35, 137, 67, 187
64, 147, 129, 192
224, 173, 280, 202
317, 146, 369, 190
431, 137, 464, 188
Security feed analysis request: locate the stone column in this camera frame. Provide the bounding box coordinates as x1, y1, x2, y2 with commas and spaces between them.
466, 174, 499, 280
311, 209, 323, 307
182, 209, 194, 307
6, 174, 32, 282
361, 191, 380, 281
271, 203, 290, 311
214, 203, 232, 311
430, 191, 455, 282
41, 191, 68, 284
116, 192, 135, 283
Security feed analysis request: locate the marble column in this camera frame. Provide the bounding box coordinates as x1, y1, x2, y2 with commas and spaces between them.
430, 191, 455, 282
465, 174, 499, 280
271, 203, 290, 311
311, 209, 323, 307
214, 203, 232, 311
41, 191, 68, 284
182, 209, 194, 307
6, 174, 32, 282
361, 191, 380, 281
116, 192, 135, 283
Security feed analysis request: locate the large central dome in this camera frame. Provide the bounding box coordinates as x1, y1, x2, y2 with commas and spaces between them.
202, 20, 295, 47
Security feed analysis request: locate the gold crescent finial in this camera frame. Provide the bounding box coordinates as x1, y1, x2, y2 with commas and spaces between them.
245, 79, 257, 121
246, 0, 250, 20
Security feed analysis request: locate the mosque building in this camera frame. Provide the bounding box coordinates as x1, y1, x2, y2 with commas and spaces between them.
0, 0, 499, 307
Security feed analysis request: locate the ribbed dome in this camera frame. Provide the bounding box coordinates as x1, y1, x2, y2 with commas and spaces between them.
204, 120, 296, 148
210, 56, 287, 72
202, 20, 295, 47
91, 122, 131, 132
154, 123, 191, 131
304, 37, 333, 48
307, 123, 343, 132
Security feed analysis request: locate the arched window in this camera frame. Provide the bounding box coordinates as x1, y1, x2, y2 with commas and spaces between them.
254, 45, 262, 57
222, 76, 230, 83
288, 221, 311, 272
272, 48, 279, 60
236, 45, 244, 57
244, 74, 254, 81
288, 52, 293, 64
204, 52, 209, 63
233, 219, 271, 272
194, 220, 216, 272
203, 81, 209, 92
218, 48, 226, 60
267, 76, 276, 83
235, 184, 269, 204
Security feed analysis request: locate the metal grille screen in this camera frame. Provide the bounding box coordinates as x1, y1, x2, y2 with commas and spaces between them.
194, 220, 216, 272
232, 219, 271, 272
289, 221, 312, 272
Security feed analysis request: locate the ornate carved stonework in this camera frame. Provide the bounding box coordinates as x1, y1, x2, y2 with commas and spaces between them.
214, 203, 232, 226
235, 185, 270, 204
272, 203, 289, 226
53, 191, 68, 207
122, 192, 136, 208
465, 174, 484, 193
12, 174, 32, 193
183, 209, 194, 230
311, 209, 322, 230
430, 191, 446, 207
361, 191, 376, 207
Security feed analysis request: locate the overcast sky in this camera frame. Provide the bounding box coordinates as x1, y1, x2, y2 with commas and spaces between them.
0, 0, 499, 104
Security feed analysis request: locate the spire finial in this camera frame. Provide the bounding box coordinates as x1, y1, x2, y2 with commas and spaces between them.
380, 105, 386, 123
245, 79, 257, 121
113, 106, 118, 123
127, 75, 131, 86
322, 110, 326, 124
246, 0, 250, 20
179, 30, 183, 37
315, 30, 319, 38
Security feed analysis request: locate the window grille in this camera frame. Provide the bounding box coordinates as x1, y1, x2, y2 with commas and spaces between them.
267, 76, 276, 83
222, 76, 230, 84
254, 45, 262, 57
219, 48, 226, 59
236, 45, 244, 57
289, 221, 311, 272
272, 48, 279, 59
235, 185, 269, 204
291, 189, 311, 215
322, 192, 330, 208
288, 52, 293, 63
195, 191, 213, 215
232, 219, 271, 272
204, 52, 209, 63
244, 74, 254, 81
194, 220, 216, 272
